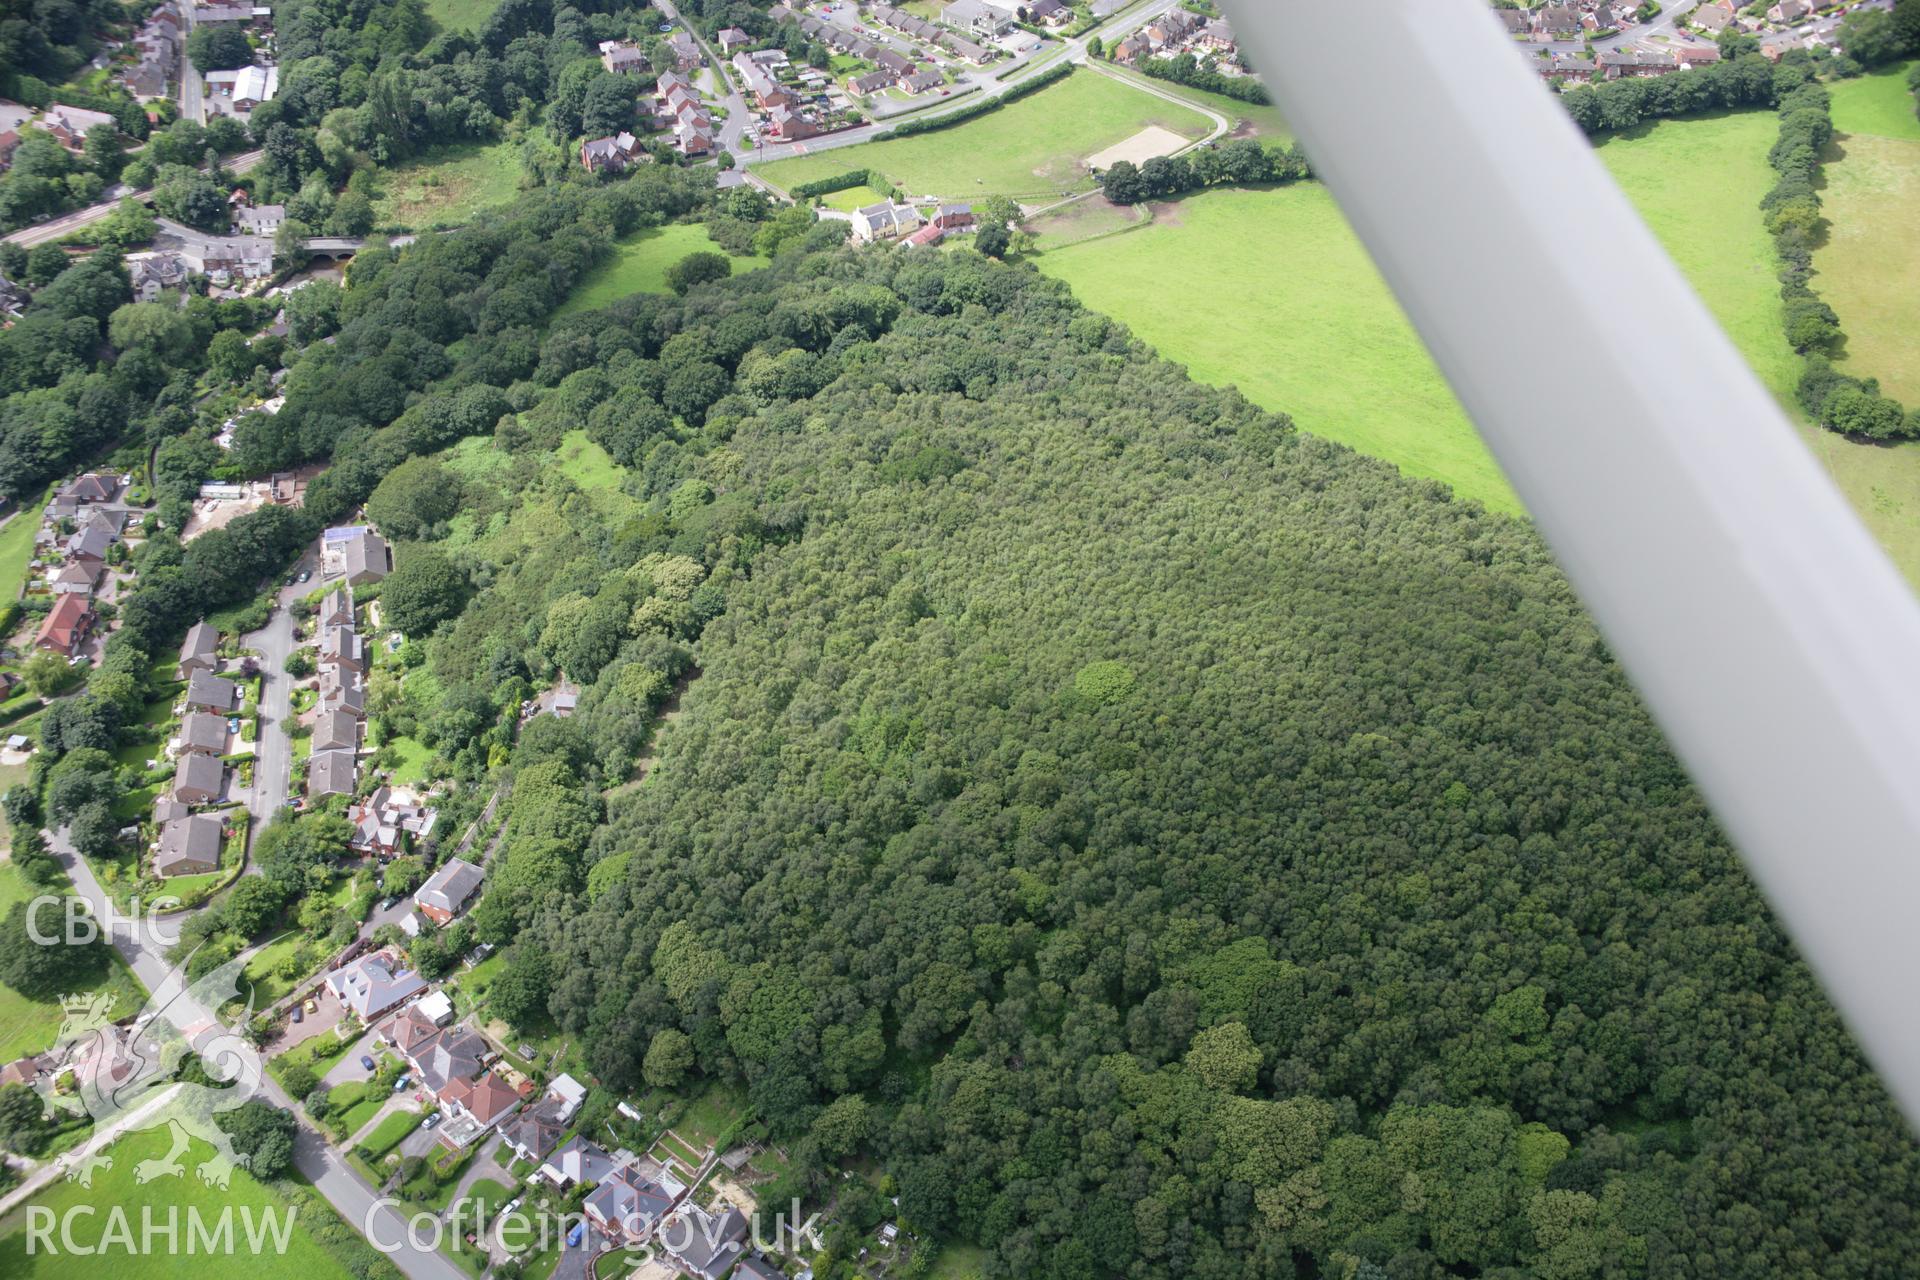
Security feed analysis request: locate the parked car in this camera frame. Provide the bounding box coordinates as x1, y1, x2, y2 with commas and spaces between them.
290, 1005, 303, 1023
379, 896, 399, 911
502, 1198, 522, 1218
298, 570, 311, 582
421, 1112, 441, 1130
360, 1055, 376, 1071
303, 998, 317, 1015
393, 1074, 410, 1092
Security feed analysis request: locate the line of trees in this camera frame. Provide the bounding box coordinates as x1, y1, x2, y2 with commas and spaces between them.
1133, 51, 1271, 104
1098, 137, 1310, 204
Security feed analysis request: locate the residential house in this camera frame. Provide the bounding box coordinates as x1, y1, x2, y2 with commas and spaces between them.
1026, 0, 1070, 26
176, 712, 231, 757
733, 52, 792, 109
172, 752, 227, 805
60, 473, 121, 505
1496, 8, 1531, 37
319, 587, 353, 630
35, 594, 95, 656
873, 4, 942, 41
902, 223, 944, 248
662, 1205, 750, 1280
548, 1072, 588, 1121
347, 785, 437, 858
1675, 44, 1723, 65
325, 947, 427, 1021
81, 508, 126, 537
155, 813, 224, 876
717, 26, 750, 52
1539, 53, 1593, 85
933, 203, 974, 230
179, 235, 275, 282
341, 528, 392, 587
39, 104, 117, 151
153, 796, 190, 826
852, 201, 921, 243
1146, 9, 1199, 46
540, 1136, 621, 1188
193, 2, 252, 25
0, 1055, 42, 1088
1769, 0, 1812, 21
179, 621, 220, 678
942, 0, 1012, 38
311, 707, 361, 755
414, 857, 483, 925
307, 748, 357, 799
501, 1097, 570, 1164
320, 666, 367, 716
185, 670, 239, 713
405, 1021, 491, 1094
766, 104, 821, 141
1693, 3, 1735, 33
48, 561, 99, 595
901, 69, 943, 94
874, 48, 915, 77
318, 624, 365, 672
65, 527, 113, 566
1113, 33, 1151, 63
940, 32, 991, 64
1537, 6, 1581, 38
677, 120, 714, 155
848, 70, 894, 96
233, 202, 285, 236
127, 251, 189, 301
205, 65, 279, 112
586, 1167, 677, 1242
1598, 48, 1679, 78
599, 40, 650, 75
1197, 18, 1236, 50
668, 30, 704, 69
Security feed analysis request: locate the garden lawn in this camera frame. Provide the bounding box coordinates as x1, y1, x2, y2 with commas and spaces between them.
754, 68, 1212, 200
359, 1106, 425, 1158
0, 863, 144, 1061
0, 1128, 352, 1280
816, 183, 896, 212
1828, 61, 1920, 143
426, 0, 503, 31
556, 224, 767, 317
372, 141, 524, 230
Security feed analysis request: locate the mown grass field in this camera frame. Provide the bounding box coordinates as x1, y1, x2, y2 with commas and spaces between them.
755, 69, 1212, 200
0, 491, 47, 605
1818, 64, 1920, 405
426, 0, 502, 33
372, 141, 524, 230
555, 223, 768, 317
0, 1128, 352, 1279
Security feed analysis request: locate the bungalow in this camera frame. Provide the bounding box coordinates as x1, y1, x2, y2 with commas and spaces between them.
939, 33, 991, 64
661, 1205, 750, 1280
176, 712, 231, 756
852, 201, 921, 243
155, 813, 223, 876
717, 26, 750, 52
586, 1167, 677, 1242
599, 40, 650, 75
307, 748, 357, 799
848, 70, 894, 95
185, 670, 239, 713
325, 947, 427, 1021
873, 48, 915, 77
179, 620, 220, 678
414, 857, 484, 925
36, 594, 96, 656
500, 1097, 570, 1164
541, 1136, 619, 1188
341, 529, 391, 587
901, 69, 944, 94
1674, 44, 1722, 65
49, 561, 99, 595
440, 1070, 522, 1138
172, 752, 227, 805
81, 508, 126, 536
66, 527, 114, 564
311, 707, 361, 754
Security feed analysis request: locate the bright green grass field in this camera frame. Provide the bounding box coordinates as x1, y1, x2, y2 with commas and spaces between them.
555, 224, 768, 317
755, 69, 1211, 200
553, 429, 624, 490
372, 141, 524, 231
1817, 64, 1920, 405
0, 1129, 351, 1279
0, 493, 48, 606
426, 0, 502, 33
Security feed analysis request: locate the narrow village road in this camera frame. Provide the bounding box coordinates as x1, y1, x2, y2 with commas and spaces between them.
2, 151, 265, 248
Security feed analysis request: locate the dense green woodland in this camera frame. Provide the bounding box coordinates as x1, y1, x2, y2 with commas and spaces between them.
353, 237, 1917, 1274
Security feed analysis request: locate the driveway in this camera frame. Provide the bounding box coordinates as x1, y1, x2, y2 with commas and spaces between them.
320, 1025, 387, 1087
263, 977, 347, 1056
237, 543, 315, 853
